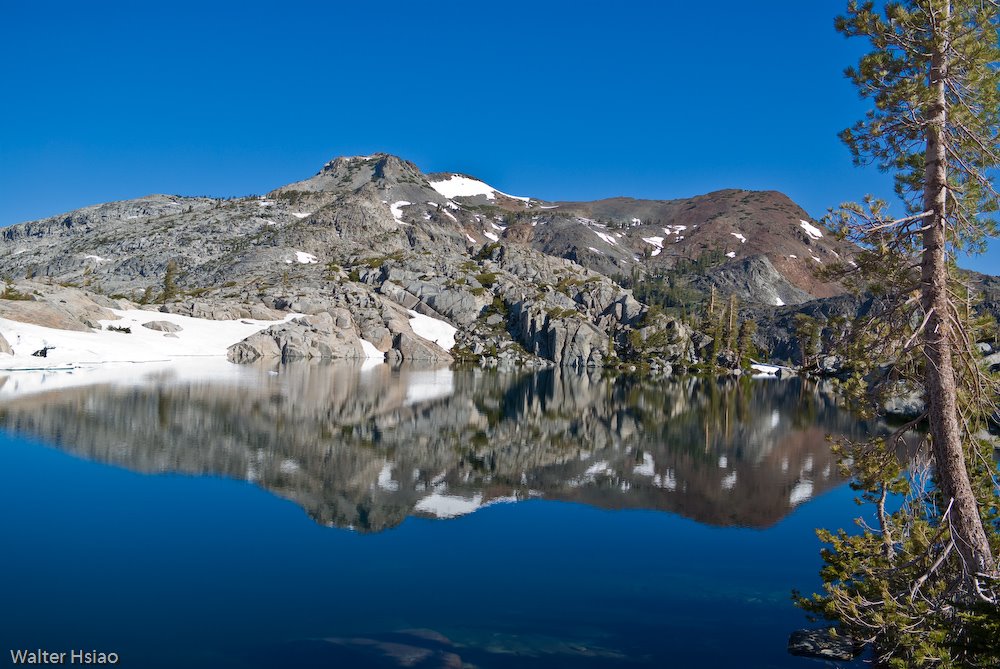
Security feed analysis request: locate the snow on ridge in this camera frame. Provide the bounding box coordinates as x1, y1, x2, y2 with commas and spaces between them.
799, 219, 824, 239
407, 309, 457, 351
429, 174, 530, 203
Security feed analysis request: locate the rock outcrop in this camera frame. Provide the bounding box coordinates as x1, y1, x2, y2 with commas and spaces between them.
228, 311, 367, 363
142, 320, 182, 333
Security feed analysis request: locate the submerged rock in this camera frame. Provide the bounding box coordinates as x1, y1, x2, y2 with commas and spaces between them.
788, 628, 861, 661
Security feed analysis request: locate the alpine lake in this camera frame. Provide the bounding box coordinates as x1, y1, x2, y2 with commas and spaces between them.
0, 361, 884, 668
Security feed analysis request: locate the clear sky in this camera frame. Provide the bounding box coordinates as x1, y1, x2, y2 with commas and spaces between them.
1, 0, 996, 273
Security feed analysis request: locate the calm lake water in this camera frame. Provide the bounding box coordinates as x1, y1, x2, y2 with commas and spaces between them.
0, 363, 879, 668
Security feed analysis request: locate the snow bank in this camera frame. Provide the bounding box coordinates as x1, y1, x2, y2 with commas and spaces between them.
0, 309, 298, 371
359, 338, 385, 361
407, 310, 456, 351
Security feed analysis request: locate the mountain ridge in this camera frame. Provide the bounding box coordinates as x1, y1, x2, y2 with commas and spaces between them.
0, 153, 887, 370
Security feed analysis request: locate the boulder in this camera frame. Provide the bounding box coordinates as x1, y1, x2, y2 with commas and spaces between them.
0, 332, 11, 355
394, 331, 452, 362
162, 299, 284, 321
977, 342, 993, 355
817, 355, 843, 375
788, 629, 861, 661
984, 351, 1000, 373
142, 320, 182, 333
227, 310, 366, 363
883, 382, 926, 419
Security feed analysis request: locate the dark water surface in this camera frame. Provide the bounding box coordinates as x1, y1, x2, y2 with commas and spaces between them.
0, 364, 877, 668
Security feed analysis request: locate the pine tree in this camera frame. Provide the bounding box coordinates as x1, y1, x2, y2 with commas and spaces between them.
801, 1, 1000, 664
161, 260, 178, 303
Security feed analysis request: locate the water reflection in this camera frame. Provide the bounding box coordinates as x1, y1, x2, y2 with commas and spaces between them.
0, 362, 880, 530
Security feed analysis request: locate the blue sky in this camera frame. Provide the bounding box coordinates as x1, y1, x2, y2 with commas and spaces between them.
1, 1, 996, 273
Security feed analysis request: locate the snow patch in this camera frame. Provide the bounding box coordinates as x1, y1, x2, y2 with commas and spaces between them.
83, 254, 110, 263
751, 362, 781, 376
725, 251, 736, 258
428, 174, 529, 203
483, 230, 499, 242
291, 212, 311, 219
775, 297, 785, 306
731, 232, 746, 243
799, 219, 824, 239
407, 310, 457, 351
359, 338, 385, 361
294, 251, 317, 264
593, 230, 618, 246
390, 201, 411, 224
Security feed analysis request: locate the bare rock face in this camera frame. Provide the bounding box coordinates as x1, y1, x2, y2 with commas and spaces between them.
0, 332, 11, 355
142, 320, 182, 333
160, 299, 283, 321
228, 311, 365, 363
393, 330, 451, 363
0, 281, 119, 331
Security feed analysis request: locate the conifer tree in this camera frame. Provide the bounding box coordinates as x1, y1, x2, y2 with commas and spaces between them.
800, 1, 1000, 664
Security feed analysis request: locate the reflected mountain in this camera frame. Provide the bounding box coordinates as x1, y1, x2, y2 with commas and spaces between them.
0, 363, 883, 530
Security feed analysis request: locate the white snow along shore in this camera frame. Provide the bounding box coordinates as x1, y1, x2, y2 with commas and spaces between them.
0, 308, 302, 370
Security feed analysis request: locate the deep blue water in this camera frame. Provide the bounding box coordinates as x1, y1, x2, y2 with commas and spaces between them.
0, 368, 875, 668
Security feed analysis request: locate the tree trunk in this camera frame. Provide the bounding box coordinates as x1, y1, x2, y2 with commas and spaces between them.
921, 1, 996, 592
